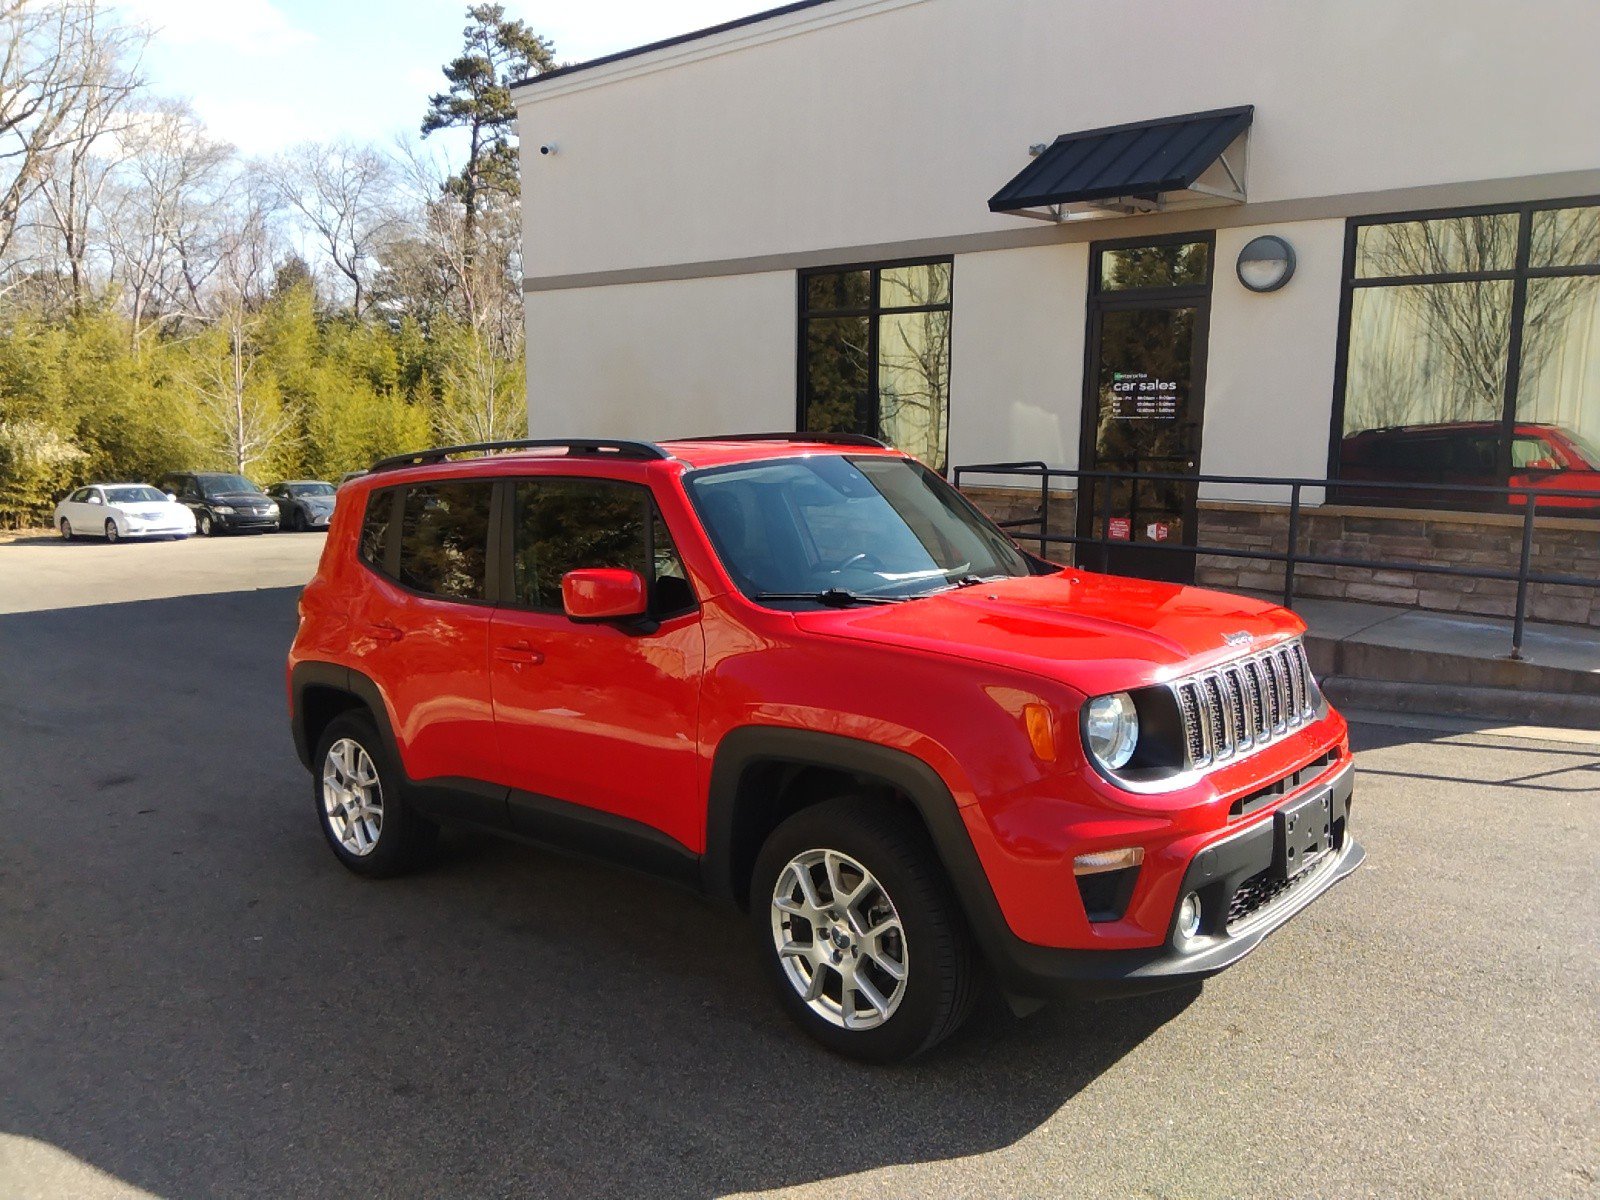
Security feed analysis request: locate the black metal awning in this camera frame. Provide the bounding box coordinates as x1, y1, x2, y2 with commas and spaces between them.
989, 106, 1253, 222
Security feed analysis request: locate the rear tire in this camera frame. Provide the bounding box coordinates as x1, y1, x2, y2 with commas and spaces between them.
313, 711, 437, 878
751, 796, 977, 1062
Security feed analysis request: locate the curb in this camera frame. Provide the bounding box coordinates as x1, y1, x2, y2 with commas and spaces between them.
1323, 677, 1600, 732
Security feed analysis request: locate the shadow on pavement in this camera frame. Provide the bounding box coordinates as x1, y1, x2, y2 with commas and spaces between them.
0, 588, 1193, 1199
1347, 716, 1599, 793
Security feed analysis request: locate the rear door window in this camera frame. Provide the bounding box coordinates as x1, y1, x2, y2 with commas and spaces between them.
395, 481, 493, 601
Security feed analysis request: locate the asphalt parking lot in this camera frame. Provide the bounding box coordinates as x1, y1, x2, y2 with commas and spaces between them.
1, 533, 1596, 1199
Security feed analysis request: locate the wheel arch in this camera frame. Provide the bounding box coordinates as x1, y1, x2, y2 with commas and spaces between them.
290, 662, 401, 773
703, 728, 1011, 945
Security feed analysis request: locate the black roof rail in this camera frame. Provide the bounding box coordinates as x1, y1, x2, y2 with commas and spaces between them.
369, 438, 671, 473
676, 431, 888, 449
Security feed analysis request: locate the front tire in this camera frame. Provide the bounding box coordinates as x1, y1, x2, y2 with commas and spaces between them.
59, 518, 73, 540
104, 519, 120, 544
751, 796, 976, 1062
197, 511, 214, 536
313, 711, 436, 878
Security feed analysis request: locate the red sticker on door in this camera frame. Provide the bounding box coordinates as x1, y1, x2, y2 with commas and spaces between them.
1108, 517, 1132, 541
1146, 522, 1171, 541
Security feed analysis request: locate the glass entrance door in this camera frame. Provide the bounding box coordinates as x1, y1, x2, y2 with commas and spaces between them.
1079, 237, 1214, 584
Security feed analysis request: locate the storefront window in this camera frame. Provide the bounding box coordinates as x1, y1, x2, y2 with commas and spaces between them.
1099, 241, 1210, 291
1336, 201, 1600, 513
799, 259, 952, 470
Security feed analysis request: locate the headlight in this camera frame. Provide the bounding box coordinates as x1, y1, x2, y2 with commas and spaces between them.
1084, 692, 1139, 771
213, 505, 235, 514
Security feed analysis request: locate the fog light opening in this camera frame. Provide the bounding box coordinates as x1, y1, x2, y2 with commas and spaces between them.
1176, 892, 1203, 941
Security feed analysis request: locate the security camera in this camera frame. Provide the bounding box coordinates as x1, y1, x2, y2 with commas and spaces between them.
539, 143, 557, 156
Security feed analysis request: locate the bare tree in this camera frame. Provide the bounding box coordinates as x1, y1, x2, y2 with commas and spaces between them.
0, 0, 143, 266
267, 140, 398, 317
180, 167, 294, 473
101, 99, 235, 341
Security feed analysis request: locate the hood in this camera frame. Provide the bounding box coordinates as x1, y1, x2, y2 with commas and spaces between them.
118, 502, 187, 519
792, 570, 1304, 696
209, 493, 271, 506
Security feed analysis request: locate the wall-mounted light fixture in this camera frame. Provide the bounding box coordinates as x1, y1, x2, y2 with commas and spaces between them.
1236, 234, 1295, 292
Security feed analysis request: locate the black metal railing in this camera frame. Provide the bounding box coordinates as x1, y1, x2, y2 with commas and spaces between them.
951, 461, 1600, 660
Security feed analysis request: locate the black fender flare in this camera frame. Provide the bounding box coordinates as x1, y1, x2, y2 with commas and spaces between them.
289, 661, 401, 771
702, 726, 1017, 961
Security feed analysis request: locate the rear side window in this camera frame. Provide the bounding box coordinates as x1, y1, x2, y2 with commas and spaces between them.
395, 481, 493, 601
511, 478, 694, 616
358, 489, 393, 567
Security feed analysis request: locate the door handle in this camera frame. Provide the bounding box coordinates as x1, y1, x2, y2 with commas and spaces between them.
497, 639, 545, 665
367, 622, 404, 643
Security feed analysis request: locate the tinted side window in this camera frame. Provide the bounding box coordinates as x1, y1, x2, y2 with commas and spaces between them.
359, 489, 394, 568
395, 481, 492, 601
511, 479, 694, 615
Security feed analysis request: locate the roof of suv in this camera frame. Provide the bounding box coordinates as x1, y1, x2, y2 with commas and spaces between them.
657, 437, 901, 469
358, 435, 904, 483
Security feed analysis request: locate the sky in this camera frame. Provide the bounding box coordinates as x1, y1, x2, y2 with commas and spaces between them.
109, 0, 773, 156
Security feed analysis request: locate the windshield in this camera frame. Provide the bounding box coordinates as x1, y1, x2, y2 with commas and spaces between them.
1565, 430, 1600, 467
289, 482, 336, 497
199, 474, 261, 497
104, 486, 167, 504
686, 455, 1031, 602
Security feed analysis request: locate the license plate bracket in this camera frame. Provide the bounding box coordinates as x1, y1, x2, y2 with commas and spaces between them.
1273, 787, 1333, 880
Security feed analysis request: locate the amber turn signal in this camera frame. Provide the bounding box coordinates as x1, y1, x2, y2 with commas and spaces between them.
1023, 702, 1056, 762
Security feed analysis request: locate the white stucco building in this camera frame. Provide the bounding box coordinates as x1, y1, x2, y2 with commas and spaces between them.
513, 0, 1600, 608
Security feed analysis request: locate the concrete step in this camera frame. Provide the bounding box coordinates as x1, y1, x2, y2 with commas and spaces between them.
1268, 593, 1600, 728
1324, 677, 1600, 731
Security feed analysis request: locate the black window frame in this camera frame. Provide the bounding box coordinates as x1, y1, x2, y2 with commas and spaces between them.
1328, 195, 1600, 507
497, 475, 698, 620
796, 255, 955, 471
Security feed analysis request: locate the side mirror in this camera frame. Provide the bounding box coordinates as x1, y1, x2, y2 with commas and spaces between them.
165, 492, 178, 502
87, 495, 103, 505
562, 568, 647, 622
1525, 458, 1558, 471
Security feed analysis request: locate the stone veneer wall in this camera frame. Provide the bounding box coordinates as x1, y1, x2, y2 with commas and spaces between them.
960, 486, 1600, 629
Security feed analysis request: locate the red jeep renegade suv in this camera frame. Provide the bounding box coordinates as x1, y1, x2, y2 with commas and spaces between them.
288, 433, 1362, 1061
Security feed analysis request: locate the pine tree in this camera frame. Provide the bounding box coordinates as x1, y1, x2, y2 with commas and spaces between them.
420, 4, 554, 245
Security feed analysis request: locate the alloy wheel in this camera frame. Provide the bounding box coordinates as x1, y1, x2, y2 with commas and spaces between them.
105, 520, 119, 543
770, 848, 909, 1030
198, 512, 212, 536
322, 737, 383, 856
59, 519, 71, 539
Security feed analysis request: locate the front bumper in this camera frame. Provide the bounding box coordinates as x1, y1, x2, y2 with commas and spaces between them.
981, 764, 1361, 1001
123, 525, 192, 537
215, 512, 279, 530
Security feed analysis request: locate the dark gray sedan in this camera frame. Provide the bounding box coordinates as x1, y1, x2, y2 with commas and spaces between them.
266, 480, 337, 532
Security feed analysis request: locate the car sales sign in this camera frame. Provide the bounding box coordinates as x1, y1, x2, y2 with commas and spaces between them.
1111, 371, 1180, 420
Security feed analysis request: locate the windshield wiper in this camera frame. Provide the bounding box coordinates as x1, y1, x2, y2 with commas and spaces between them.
938, 573, 1013, 591
751, 588, 907, 607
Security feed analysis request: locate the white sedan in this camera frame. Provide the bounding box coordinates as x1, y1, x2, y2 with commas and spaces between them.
54, 484, 197, 543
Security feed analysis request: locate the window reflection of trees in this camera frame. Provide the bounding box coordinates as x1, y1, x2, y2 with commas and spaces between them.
513, 480, 648, 611
1342, 206, 1600, 481
799, 261, 952, 470
396, 482, 491, 600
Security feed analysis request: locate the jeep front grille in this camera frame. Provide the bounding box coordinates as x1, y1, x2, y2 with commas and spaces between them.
1171, 640, 1319, 770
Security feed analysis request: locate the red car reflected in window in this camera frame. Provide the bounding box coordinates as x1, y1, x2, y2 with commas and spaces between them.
1338, 421, 1600, 513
